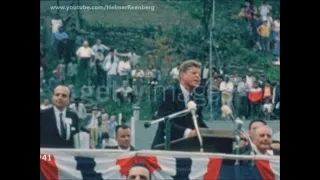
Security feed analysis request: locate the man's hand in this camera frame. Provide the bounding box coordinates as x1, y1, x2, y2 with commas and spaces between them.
188, 130, 197, 137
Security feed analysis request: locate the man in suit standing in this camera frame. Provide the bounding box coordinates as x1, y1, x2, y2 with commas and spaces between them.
151, 60, 209, 149
105, 125, 135, 151
40, 85, 80, 148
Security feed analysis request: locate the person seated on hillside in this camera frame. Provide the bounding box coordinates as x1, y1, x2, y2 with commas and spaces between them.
116, 81, 135, 106
105, 125, 136, 151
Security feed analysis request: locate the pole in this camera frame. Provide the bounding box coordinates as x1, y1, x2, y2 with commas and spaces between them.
209, 0, 215, 121
118, 113, 122, 125
164, 117, 171, 150
130, 116, 135, 147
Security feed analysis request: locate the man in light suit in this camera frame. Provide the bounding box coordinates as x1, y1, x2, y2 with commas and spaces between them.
40, 85, 80, 148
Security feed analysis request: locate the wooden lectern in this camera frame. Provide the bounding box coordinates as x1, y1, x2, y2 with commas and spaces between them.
154, 128, 235, 154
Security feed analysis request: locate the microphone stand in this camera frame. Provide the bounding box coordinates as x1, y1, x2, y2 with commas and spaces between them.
164, 117, 171, 150
144, 109, 191, 150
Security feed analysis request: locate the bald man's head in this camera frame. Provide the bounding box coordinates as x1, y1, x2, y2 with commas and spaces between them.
252, 126, 272, 154
52, 85, 71, 111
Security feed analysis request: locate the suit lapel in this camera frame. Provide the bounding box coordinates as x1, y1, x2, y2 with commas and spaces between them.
175, 84, 186, 111
48, 107, 61, 138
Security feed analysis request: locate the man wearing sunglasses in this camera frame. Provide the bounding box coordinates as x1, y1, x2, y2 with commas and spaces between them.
40, 85, 80, 148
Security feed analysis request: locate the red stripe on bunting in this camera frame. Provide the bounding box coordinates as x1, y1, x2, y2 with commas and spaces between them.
255, 159, 275, 180
116, 156, 161, 177
40, 154, 59, 180
203, 157, 223, 180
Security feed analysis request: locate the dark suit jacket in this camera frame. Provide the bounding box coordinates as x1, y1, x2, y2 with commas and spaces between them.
40, 107, 80, 148
104, 145, 136, 151
151, 84, 208, 149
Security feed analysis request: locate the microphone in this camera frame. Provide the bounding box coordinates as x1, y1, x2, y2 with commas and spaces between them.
221, 105, 235, 121
188, 101, 204, 152
221, 105, 259, 155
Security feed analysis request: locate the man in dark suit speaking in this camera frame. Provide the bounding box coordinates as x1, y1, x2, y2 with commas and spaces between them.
151, 60, 208, 149
40, 85, 80, 148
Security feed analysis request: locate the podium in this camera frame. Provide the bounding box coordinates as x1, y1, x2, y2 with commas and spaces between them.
154, 128, 235, 154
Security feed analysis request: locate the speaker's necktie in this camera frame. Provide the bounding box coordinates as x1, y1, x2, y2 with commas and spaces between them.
60, 113, 66, 139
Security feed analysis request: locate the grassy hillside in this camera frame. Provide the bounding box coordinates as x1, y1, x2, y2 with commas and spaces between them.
40, 0, 280, 121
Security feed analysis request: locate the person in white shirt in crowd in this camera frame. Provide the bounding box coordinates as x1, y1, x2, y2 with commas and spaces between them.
101, 132, 118, 148
117, 47, 140, 67
118, 56, 132, 85
131, 64, 145, 101
258, 0, 272, 20
76, 40, 95, 84
107, 115, 118, 139
145, 64, 158, 87
116, 81, 134, 105
92, 49, 105, 86
263, 98, 273, 120
246, 72, 255, 88
67, 58, 78, 85
220, 76, 234, 110
85, 106, 101, 149
237, 76, 250, 119
91, 39, 110, 53
201, 63, 210, 84
104, 48, 119, 91
69, 97, 87, 121
169, 62, 180, 81
50, 13, 63, 44
40, 98, 52, 110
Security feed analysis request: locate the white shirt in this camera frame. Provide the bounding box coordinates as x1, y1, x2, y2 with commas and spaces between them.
202, 68, 209, 79
116, 86, 133, 95
69, 103, 87, 119
51, 19, 63, 33
118, 146, 131, 151
170, 67, 179, 80
74, 132, 90, 149
76, 46, 95, 58
246, 76, 255, 88
131, 69, 145, 79
103, 138, 118, 147
40, 104, 52, 110
179, 84, 193, 138
220, 81, 234, 94
259, 4, 272, 18
105, 61, 118, 75
53, 106, 67, 136
117, 61, 131, 76
91, 44, 110, 53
